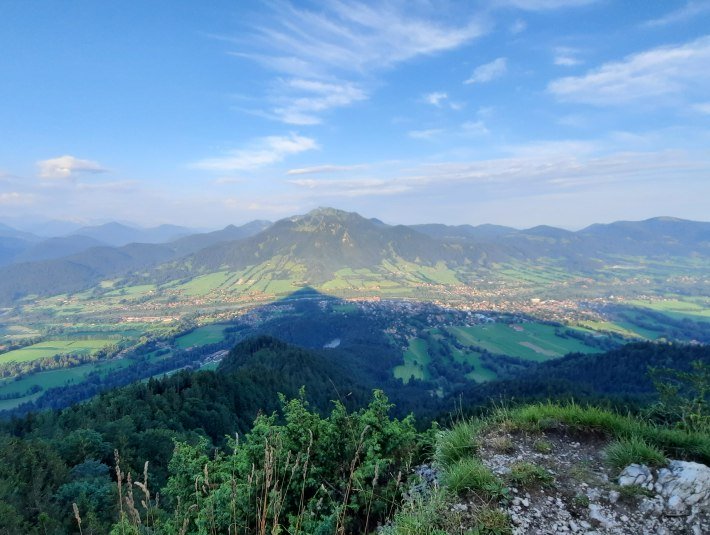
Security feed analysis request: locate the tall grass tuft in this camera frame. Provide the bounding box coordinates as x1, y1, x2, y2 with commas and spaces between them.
605, 436, 667, 474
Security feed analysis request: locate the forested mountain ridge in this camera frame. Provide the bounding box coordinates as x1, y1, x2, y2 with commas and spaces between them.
0, 337, 707, 533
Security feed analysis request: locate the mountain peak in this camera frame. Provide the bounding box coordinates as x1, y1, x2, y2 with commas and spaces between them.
302, 207, 359, 220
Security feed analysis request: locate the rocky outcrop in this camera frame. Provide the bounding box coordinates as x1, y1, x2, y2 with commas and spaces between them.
618, 460, 710, 518
473, 429, 710, 534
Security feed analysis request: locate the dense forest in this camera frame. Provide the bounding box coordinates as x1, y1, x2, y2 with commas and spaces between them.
0, 337, 707, 533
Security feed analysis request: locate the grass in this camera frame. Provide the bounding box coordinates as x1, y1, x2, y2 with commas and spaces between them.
491, 402, 710, 464
380, 491, 511, 535
447, 323, 601, 362
174, 324, 227, 349
532, 438, 552, 454
443, 458, 504, 498
435, 420, 484, 467
0, 358, 132, 411
604, 437, 667, 474
394, 338, 431, 383
507, 462, 554, 488
0, 339, 114, 365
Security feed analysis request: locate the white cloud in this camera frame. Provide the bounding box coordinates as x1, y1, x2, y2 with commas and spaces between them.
37, 155, 107, 179
243, 1, 485, 75
643, 1, 710, 28
510, 19, 527, 34
549, 36, 710, 105
554, 47, 583, 67
289, 177, 410, 197
502, 0, 597, 10
287, 164, 363, 176
0, 192, 34, 205
408, 128, 444, 140
461, 120, 489, 135
273, 79, 367, 125
229, 1, 485, 124
464, 58, 507, 84
193, 134, 318, 172
423, 92, 448, 107
283, 139, 708, 203
693, 102, 710, 114
75, 180, 137, 192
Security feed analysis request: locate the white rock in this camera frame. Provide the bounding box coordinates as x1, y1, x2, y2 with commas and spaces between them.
588, 504, 615, 529
608, 490, 620, 504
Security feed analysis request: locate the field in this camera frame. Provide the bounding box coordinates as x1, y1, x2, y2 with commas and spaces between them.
624, 298, 710, 322
174, 324, 228, 349
0, 358, 132, 411
447, 323, 601, 362
0, 339, 114, 365
394, 338, 431, 383
392, 321, 602, 386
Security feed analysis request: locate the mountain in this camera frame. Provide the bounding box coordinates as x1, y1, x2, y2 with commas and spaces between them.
0, 224, 41, 266
13, 235, 108, 263
0, 220, 273, 303
579, 217, 710, 256
176, 207, 496, 282
411, 223, 517, 242
70, 222, 194, 246
21, 219, 86, 237
0, 208, 708, 305
414, 216, 710, 259
168, 220, 271, 255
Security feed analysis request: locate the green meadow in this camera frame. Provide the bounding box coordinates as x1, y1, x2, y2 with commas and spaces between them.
0, 358, 132, 411
394, 338, 431, 383
0, 339, 114, 365
447, 323, 601, 362
174, 324, 228, 348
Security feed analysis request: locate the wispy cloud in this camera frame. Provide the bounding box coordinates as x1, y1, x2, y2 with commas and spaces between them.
460, 120, 490, 135
229, 1, 485, 124
548, 36, 710, 105
37, 155, 107, 179
75, 180, 138, 192
408, 128, 444, 140
287, 147, 704, 201
502, 0, 597, 10
510, 19, 527, 34
423, 92, 449, 107
553, 47, 583, 66
0, 192, 34, 205
693, 102, 710, 114
272, 79, 367, 125
464, 57, 507, 84
643, 1, 710, 28
287, 164, 364, 175
193, 134, 318, 171
289, 177, 408, 197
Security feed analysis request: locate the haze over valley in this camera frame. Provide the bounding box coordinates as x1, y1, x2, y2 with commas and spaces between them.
1, 2, 709, 534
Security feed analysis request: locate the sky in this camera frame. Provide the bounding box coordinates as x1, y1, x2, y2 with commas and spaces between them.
0, 0, 709, 230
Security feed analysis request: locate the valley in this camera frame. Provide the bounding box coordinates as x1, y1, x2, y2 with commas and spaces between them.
0, 209, 708, 414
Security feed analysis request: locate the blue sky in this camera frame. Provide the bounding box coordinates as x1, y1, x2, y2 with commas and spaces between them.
1, 0, 709, 229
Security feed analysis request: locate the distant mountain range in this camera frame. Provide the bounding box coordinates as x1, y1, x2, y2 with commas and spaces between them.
0, 208, 707, 305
